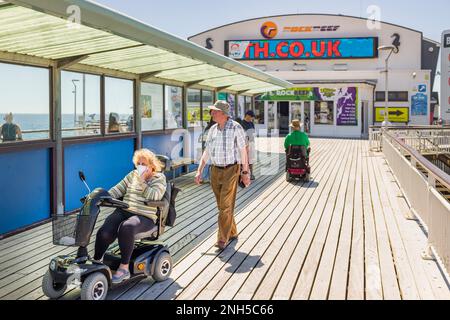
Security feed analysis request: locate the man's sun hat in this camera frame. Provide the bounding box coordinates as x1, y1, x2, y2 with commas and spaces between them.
208, 100, 230, 116
289, 119, 301, 129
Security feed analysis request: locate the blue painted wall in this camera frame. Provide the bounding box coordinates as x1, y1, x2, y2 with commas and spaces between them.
0, 148, 51, 235
143, 132, 184, 178
64, 139, 135, 212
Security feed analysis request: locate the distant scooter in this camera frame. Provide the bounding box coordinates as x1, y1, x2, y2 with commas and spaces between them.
285, 145, 311, 182
42, 157, 176, 300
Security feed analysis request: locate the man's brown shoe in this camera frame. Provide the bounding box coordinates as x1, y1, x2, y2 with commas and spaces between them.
215, 240, 226, 250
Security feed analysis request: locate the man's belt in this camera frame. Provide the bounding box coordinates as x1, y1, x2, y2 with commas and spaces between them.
212, 162, 238, 169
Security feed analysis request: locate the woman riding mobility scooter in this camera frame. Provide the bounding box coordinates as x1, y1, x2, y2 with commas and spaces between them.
42, 155, 179, 300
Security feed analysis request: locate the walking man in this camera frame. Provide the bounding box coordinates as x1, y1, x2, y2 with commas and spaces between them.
195, 100, 251, 250
241, 110, 256, 180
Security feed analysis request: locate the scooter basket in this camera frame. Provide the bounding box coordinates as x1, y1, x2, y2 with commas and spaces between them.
52, 213, 95, 247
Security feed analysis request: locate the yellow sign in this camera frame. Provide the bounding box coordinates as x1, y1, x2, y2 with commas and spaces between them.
375, 107, 409, 123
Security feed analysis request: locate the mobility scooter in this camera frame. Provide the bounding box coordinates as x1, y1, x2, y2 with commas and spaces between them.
42, 156, 178, 300
285, 145, 311, 182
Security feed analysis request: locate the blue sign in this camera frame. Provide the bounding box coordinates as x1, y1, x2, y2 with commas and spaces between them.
226, 37, 378, 60
418, 84, 426, 92
411, 93, 428, 116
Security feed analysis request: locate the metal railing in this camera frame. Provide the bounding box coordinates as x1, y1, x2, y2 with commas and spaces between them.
381, 128, 450, 274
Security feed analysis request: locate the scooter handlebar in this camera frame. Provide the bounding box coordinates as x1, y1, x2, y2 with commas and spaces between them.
99, 196, 129, 209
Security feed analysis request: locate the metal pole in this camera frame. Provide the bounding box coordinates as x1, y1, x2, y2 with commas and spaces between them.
384, 56, 388, 125
53, 66, 63, 214
82, 74, 86, 130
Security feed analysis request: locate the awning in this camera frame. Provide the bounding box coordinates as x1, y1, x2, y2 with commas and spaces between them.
0, 0, 292, 94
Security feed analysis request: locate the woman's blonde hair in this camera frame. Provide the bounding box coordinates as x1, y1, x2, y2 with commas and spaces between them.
133, 149, 164, 172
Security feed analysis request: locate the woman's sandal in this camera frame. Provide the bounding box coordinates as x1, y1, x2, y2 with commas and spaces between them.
112, 268, 130, 284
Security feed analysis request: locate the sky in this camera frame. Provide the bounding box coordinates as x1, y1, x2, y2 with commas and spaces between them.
1, 0, 449, 116
93, 0, 449, 42
93, 0, 449, 95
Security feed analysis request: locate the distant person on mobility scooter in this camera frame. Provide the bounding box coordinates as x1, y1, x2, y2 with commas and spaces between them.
93, 149, 167, 284
284, 119, 311, 182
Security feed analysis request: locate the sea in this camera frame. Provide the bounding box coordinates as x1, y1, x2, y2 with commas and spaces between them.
0, 113, 130, 140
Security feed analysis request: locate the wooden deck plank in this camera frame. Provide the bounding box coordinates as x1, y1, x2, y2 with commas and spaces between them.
361, 144, 383, 300
327, 139, 359, 299
258, 139, 353, 300
309, 139, 358, 299
366, 148, 402, 300
291, 140, 356, 299
347, 140, 365, 300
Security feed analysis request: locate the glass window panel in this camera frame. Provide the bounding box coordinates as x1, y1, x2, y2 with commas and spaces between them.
255, 100, 265, 125
245, 96, 252, 113
105, 77, 134, 134
237, 95, 245, 120
165, 85, 183, 129
187, 89, 201, 128
314, 101, 334, 125
0, 62, 50, 143
61, 71, 101, 138
141, 82, 163, 131
201, 90, 213, 127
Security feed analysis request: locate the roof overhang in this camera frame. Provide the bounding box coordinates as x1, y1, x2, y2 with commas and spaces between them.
0, 0, 292, 94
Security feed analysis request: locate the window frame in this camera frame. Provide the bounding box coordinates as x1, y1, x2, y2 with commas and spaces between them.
0, 61, 52, 151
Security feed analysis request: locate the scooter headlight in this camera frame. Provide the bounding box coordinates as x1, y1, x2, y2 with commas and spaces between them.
49, 260, 57, 271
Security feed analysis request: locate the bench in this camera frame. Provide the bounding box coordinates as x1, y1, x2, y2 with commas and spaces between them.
157, 155, 196, 179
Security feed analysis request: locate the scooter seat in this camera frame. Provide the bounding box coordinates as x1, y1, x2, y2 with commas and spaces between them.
134, 225, 159, 241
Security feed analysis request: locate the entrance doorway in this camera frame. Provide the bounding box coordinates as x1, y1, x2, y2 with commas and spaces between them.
289, 101, 311, 133
278, 101, 290, 135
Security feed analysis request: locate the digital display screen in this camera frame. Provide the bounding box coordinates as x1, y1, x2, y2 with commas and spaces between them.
225, 37, 378, 60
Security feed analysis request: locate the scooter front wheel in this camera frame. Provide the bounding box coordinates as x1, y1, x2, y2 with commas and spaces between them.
42, 269, 67, 299
153, 252, 172, 282
81, 272, 108, 300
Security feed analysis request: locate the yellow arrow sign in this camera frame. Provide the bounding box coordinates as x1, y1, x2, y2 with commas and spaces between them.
375, 107, 409, 123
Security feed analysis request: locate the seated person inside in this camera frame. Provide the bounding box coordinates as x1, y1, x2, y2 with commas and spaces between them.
284, 119, 310, 156
93, 148, 167, 284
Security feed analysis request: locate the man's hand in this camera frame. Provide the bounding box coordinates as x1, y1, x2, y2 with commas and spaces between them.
241, 172, 251, 187
194, 171, 202, 185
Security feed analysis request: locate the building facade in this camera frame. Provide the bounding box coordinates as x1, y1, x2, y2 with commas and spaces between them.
189, 14, 440, 138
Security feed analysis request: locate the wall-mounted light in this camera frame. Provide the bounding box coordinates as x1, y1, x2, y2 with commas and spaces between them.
293, 63, 307, 71
412, 72, 417, 78
333, 63, 348, 71
254, 64, 267, 72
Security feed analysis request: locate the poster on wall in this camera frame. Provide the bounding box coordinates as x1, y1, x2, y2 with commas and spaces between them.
411, 84, 428, 116
441, 30, 450, 121
336, 87, 358, 126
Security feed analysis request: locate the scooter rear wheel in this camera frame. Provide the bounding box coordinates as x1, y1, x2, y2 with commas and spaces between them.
153, 252, 172, 282
42, 269, 67, 299
81, 272, 108, 300
286, 172, 291, 182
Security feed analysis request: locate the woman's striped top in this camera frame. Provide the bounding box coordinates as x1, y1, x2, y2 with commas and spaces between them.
109, 170, 167, 222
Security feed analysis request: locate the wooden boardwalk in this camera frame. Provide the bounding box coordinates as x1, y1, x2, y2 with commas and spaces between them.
0, 138, 449, 300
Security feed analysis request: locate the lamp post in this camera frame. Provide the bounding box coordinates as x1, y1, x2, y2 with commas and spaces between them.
378, 45, 396, 127
72, 79, 80, 126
